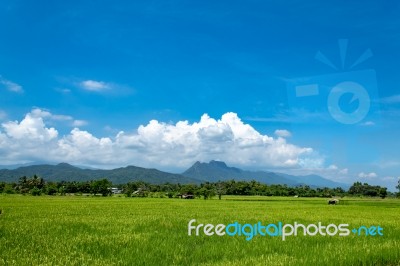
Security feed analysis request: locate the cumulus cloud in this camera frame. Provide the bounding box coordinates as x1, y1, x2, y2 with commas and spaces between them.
0, 76, 23, 93
0, 110, 322, 170
358, 172, 378, 178
2, 113, 58, 142
115, 113, 319, 169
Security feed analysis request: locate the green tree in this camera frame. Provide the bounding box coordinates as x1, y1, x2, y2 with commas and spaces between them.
58, 186, 66, 196
180, 184, 197, 195
0, 182, 5, 193
3, 184, 15, 194
46, 183, 58, 195
199, 187, 211, 200
349, 182, 363, 195
216, 181, 226, 200
379, 187, 387, 199
30, 187, 41, 196
29, 175, 45, 190
91, 179, 112, 196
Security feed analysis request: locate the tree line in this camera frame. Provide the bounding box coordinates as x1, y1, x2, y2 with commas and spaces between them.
0, 175, 398, 199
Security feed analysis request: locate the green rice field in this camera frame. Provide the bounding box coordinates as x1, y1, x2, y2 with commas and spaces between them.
0, 195, 399, 265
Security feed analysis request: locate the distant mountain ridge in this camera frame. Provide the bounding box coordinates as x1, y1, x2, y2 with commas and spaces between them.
0, 163, 200, 184
0, 161, 349, 188
182, 160, 349, 189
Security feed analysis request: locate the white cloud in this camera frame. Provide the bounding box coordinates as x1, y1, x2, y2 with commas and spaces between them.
115, 112, 318, 169
0, 110, 322, 170
72, 120, 88, 127
275, 129, 292, 138
76, 79, 133, 95
80, 80, 110, 91
327, 164, 338, 170
53, 115, 74, 121
0, 76, 23, 93
358, 172, 378, 178
30, 108, 75, 121
29, 108, 88, 128
1, 112, 58, 142
57, 128, 113, 162
30, 108, 52, 119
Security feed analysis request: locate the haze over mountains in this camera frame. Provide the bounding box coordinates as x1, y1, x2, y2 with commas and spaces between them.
0, 163, 198, 184
182, 161, 349, 188
0, 161, 349, 188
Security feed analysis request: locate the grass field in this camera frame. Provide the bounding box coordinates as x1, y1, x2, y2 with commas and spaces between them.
0, 195, 399, 265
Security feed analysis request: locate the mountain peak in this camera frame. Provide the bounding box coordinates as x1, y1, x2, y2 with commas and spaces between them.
182, 160, 242, 183
182, 161, 349, 188
57, 162, 75, 168
209, 160, 228, 168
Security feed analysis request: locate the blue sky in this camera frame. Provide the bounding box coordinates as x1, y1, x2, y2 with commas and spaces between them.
0, 1, 399, 190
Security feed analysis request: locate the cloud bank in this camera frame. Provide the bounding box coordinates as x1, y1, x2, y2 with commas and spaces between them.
0, 109, 322, 170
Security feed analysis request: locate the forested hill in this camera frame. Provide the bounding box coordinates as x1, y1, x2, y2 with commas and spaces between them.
182, 160, 349, 189
0, 163, 200, 184
0, 161, 349, 189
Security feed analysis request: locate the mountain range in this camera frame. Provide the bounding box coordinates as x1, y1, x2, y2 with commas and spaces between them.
182, 160, 349, 188
0, 160, 349, 188
0, 163, 199, 184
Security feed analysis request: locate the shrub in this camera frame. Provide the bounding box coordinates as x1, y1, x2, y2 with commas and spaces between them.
30, 187, 42, 196
4, 184, 15, 194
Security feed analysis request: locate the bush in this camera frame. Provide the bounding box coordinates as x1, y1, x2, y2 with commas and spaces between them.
58, 187, 66, 196
4, 184, 15, 194
30, 187, 42, 196
47, 186, 58, 196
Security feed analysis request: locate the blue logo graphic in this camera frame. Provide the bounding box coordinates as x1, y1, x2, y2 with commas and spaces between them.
286, 39, 379, 125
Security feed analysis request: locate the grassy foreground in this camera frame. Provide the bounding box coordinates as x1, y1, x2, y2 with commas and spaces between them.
0, 195, 399, 266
